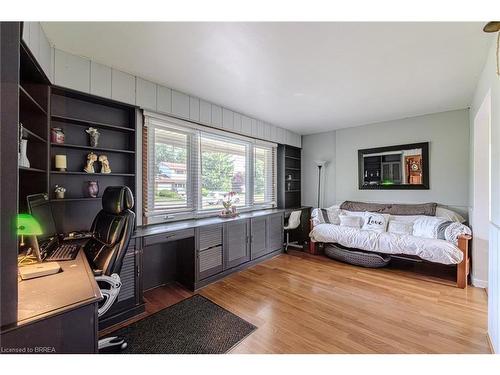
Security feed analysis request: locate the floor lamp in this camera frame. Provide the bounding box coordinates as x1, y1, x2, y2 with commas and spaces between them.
314, 160, 328, 208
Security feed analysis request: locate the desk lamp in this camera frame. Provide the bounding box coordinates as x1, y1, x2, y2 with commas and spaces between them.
17, 213, 43, 262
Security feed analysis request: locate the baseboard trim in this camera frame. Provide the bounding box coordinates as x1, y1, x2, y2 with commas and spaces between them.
487, 333, 496, 354
471, 276, 488, 288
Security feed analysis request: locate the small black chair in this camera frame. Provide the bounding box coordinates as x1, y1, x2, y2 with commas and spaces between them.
84, 186, 135, 353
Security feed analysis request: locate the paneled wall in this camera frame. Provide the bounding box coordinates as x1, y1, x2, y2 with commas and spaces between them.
21, 22, 301, 148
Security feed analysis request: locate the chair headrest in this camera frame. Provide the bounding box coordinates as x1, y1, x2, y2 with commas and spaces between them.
102, 186, 134, 214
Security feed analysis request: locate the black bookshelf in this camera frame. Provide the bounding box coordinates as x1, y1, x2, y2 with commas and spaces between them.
18, 41, 50, 213
48, 86, 137, 233
277, 144, 302, 209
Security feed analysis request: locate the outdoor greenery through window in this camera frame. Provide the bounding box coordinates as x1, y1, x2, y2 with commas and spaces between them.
201, 134, 247, 210
144, 114, 277, 222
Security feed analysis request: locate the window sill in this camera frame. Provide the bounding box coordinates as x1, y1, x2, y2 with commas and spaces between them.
144, 204, 276, 225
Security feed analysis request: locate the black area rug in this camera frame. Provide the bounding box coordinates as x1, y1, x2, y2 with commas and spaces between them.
108, 294, 256, 354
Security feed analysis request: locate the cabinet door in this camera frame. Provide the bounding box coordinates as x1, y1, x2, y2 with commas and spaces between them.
251, 217, 267, 260
224, 220, 250, 269
267, 213, 284, 252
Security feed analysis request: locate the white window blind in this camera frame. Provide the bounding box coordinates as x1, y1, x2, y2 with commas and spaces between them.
143, 112, 277, 223
254, 145, 276, 206
144, 117, 199, 218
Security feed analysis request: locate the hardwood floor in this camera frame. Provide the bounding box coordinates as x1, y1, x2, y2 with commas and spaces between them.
102, 251, 490, 354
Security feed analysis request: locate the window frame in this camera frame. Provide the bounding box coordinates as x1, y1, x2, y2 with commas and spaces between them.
143, 112, 277, 224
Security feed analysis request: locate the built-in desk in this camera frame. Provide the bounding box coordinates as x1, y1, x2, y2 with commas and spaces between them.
100, 209, 285, 330
0, 250, 102, 353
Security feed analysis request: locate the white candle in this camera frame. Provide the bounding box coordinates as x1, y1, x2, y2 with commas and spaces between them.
55, 155, 67, 171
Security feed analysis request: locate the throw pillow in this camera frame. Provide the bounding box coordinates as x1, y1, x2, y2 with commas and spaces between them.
387, 220, 414, 235
412, 216, 447, 239
339, 215, 363, 229
361, 212, 389, 232
311, 207, 341, 226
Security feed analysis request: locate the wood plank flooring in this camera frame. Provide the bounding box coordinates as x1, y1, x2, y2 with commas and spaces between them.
102, 251, 490, 354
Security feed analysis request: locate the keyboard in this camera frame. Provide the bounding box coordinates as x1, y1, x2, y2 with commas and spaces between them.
45, 243, 80, 261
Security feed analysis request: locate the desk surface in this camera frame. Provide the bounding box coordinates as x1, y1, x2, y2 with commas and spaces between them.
134, 208, 285, 238
14, 250, 101, 329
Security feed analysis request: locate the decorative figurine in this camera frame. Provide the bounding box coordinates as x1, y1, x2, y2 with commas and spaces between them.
86, 127, 100, 148
51, 127, 65, 144
84, 152, 98, 173
18, 124, 30, 168
87, 181, 99, 198
98, 154, 111, 174
54, 185, 66, 199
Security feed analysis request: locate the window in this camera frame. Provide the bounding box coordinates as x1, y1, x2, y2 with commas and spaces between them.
144, 113, 277, 223
254, 145, 276, 205
200, 134, 248, 210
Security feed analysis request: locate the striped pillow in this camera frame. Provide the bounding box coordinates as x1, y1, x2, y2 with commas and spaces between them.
312, 207, 341, 226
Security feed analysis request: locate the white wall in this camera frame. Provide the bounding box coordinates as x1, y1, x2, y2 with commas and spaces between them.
470, 39, 500, 354
471, 92, 491, 287
21, 22, 301, 148
301, 109, 470, 217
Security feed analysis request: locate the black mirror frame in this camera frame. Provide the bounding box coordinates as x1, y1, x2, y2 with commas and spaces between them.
358, 142, 430, 190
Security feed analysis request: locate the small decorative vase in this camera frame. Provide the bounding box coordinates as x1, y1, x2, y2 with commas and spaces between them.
19, 139, 30, 168
51, 128, 65, 144
55, 191, 65, 199
87, 181, 99, 198
86, 127, 100, 148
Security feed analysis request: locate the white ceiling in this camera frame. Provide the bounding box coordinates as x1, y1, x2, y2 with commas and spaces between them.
41, 22, 492, 135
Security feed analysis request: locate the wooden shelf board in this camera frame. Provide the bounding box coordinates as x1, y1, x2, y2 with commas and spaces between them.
50, 171, 135, 177
285, 155, 301, 160
19, 85, 47, 115
285, 190, 301, 193
22, 127, 46, 143
51, 143, 135, 154
51, 115, 135, 133
285, 167, 300, 171
50, 198, 101, 202
19, 166, 46, 173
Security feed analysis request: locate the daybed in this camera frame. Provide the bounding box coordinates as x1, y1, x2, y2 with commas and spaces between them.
308, 201, 472, 288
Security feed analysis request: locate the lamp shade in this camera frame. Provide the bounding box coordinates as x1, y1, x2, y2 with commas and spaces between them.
17, 214, 42, 236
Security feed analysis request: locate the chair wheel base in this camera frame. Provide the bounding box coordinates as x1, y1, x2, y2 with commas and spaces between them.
99, 336, 127, 353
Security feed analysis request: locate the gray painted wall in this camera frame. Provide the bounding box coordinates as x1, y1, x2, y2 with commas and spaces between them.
302, 109, 470, 217
470, 38, 500, 353
301, 131, 336, 208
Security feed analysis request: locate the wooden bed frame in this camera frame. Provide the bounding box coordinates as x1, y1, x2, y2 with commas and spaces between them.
308, 220, 471, 288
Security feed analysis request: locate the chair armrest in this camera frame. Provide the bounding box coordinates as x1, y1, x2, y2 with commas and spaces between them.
95, 273, 122, 317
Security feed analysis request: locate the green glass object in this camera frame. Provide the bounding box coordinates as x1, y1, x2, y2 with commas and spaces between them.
17, 214, 42, 235
17, 214, 42, 249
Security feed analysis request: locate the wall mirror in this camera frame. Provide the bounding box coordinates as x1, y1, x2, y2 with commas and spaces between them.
358, 142, 429, 190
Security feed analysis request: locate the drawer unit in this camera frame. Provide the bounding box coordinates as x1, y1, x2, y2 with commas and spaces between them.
197, 224, 223, 250
198, 245, 223, 280
143, 228, 194, 247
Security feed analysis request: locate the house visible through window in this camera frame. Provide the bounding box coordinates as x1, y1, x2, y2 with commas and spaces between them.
144, 113, 277, 223
201, 134, 248, 210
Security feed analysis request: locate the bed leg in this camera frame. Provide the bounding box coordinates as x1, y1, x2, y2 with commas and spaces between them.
457, 234, 471, 289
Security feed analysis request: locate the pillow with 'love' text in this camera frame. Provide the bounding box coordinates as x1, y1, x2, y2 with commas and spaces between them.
361, 212, 389, 232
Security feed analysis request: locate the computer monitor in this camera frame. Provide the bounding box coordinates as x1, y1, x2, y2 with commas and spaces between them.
27, 193, 57, 243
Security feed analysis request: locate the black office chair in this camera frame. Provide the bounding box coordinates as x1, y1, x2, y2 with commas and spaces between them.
83, 186, 135, 353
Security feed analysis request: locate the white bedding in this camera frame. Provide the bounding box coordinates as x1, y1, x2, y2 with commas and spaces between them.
310, 223, 463, 265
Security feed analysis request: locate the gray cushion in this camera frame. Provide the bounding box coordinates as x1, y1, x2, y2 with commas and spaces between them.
324, 244, 391, 268
339, 201, 437, 216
